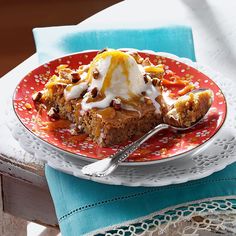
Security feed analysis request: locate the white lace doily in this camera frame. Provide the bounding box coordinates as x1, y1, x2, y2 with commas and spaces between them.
6, 51, 236, 187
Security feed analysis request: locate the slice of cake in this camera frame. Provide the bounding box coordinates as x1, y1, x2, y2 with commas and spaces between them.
33, 49, 166, 146
33, 49, 212, 146
164, 90, 213, 127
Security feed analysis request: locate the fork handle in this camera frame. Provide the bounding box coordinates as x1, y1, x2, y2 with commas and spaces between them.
82, 123, 169, 177
112, 123, 169, 163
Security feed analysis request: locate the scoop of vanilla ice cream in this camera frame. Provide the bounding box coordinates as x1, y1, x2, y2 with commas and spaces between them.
82, 50, 147, 110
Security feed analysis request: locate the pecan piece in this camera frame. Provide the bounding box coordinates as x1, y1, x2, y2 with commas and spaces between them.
71, 72, 81, 83
32, 91, 43, 102
80, 89, 88, 98
91, 87, 98, 98
144, 97, 153, 105
143, 74, 151, 84
110, 98, 121, 110
141, 91, 146, 96
47, 107, 60, 120
70, 126, 83, 135
152, 78, 160, 86
93, 68, 100, 79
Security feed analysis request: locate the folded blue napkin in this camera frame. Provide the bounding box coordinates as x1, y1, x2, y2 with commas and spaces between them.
33, 25, 236, 236
33, 25, 196, 64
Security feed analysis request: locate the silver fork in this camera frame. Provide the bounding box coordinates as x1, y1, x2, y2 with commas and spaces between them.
81, 89, 212, 177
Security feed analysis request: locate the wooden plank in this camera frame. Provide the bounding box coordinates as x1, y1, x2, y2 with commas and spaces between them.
2, 175, 58, 227
0, 153, 46, 187
0, 176, 28, 236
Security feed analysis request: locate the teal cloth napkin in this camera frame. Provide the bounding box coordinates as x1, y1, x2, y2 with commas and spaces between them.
33, 25, 236, 236
33, 25, 196, 64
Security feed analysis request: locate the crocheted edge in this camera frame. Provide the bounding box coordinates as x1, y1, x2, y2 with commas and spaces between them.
86, 196, 236, 236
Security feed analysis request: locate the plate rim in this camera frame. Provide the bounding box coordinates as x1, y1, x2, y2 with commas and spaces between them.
12, 49, 228, 166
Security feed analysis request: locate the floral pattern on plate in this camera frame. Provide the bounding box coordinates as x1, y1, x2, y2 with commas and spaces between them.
13, 51, 227, 163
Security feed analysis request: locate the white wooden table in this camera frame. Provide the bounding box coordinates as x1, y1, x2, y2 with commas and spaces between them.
0, 0, 235, 234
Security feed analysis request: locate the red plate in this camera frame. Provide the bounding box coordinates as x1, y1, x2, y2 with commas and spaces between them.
13, 51, 227, 164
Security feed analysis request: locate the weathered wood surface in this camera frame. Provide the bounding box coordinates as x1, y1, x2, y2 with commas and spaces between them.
0, 176, 28, 236
2, 176, 57, 227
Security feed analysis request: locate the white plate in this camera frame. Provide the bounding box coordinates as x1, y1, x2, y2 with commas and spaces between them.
7, 52, 236, 187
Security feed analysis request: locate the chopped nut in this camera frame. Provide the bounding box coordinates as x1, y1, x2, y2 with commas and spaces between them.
97, 48, 108, 54
142, 57, 152, 66
143, 74, 151, 84
141, 91, 146, 96
80, 89, 88, 98
54, 105, 60, 113
152, 78, 160, 86
113, 103, 121, 110
25, 103, 32, 110
144, 97, 153, 105
71, 72, 81, 83
70, 128, 78, 135
47, 107, 60, 120
91, 87, 98, 98
110, 98, 121, 110
70, 126, 83, 135
93, 68, 100, 79
32, 91, 43, 102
